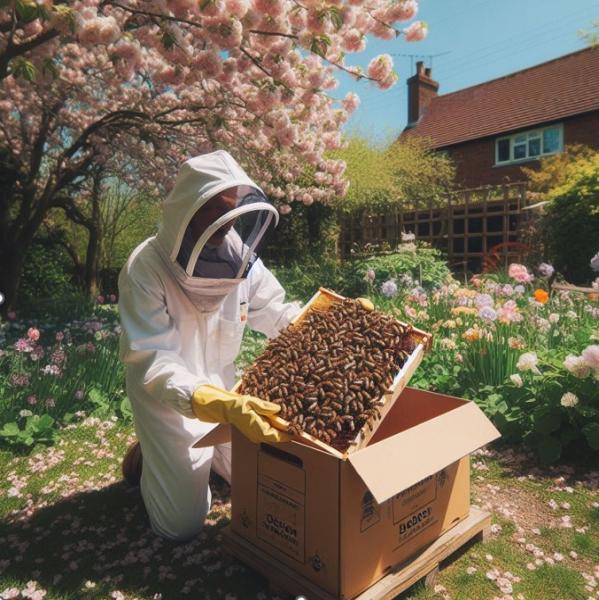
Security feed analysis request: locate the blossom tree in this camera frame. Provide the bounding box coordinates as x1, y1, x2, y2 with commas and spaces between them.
0, 0, 428, 312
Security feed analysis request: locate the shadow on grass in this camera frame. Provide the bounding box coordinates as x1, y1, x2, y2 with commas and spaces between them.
0, 475, 272, 599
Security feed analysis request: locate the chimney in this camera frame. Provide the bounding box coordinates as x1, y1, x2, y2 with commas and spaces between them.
406, 61, 439, 127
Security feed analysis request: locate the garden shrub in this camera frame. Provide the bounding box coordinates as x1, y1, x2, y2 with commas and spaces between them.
540, 152, 599, 284
17, 233, 82, 318
348, 244, 455, 296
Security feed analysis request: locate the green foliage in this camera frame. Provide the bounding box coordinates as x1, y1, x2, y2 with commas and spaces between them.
541, 152, 599, 283
0, 309, 126, 449
0, 414, 56, 447
330, 136, 455, 212
17, 233, 80, 316
349, 245, 455, 295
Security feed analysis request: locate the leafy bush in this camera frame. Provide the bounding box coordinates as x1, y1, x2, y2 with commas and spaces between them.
17, 234, 81, 317
528, 146, 599, 283
349, 244, 455, 296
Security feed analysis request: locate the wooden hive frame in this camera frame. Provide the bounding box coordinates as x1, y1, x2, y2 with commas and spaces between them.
233, 287, 432, 459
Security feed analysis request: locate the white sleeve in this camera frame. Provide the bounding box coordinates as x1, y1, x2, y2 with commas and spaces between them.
247, 259, 302, 338
118, 275, 205, 418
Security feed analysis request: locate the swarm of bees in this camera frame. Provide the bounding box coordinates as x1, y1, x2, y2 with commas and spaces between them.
238, 298, 416, 452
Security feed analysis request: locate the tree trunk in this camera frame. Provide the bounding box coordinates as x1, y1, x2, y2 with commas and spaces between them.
83, 184, 102, 298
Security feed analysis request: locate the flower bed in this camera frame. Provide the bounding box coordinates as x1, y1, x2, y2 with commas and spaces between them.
366, 263, 599, 463
0, 305, 128, 447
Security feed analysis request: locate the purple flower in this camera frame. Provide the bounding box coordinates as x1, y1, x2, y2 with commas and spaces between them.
475, 293, 494, 308
364, 269, 376, 283
479, 306, 498, 322
381, 280, 398, 298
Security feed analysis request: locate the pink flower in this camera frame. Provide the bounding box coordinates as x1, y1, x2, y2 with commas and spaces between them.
388, 0, 418, 22
14, 338, 32, 353
341, 92, 360, 113
27, 327, 40, 342
109, 294, 117, 303
46, 398, 56, 408
342, 29, 366, 52
367, 54, 393, 82
581, 345, 599, 371
7, 311, 16, 320
508, 263, 533, 284
96, 295, 105, 304
27, 395, 37, 405
278, 204, 291, 215
55, 331, 64, 342
404, 20, 428, 42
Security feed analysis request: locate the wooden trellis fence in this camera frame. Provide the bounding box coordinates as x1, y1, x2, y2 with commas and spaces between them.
338, 182, 532, 273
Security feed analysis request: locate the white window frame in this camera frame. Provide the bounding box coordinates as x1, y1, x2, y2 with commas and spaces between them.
495, 123, 563, 166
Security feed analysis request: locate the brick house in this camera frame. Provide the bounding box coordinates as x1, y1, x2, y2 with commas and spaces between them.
400, 47, 599, 188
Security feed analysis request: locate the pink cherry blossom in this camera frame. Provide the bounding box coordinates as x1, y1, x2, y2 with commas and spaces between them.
404, 20, 428, 42
367, 54, 394, 82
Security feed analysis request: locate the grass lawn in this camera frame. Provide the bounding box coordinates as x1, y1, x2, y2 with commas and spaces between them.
0, 420, 597, 600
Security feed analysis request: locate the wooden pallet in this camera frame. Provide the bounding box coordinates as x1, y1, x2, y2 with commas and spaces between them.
222, 507, 491, 600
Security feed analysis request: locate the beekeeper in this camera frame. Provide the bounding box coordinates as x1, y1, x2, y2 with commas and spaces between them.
118, 150, 301, 541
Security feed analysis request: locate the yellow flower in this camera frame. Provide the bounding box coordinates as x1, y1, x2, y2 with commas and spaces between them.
463, 327, 481, 342
452, 306, 478, 316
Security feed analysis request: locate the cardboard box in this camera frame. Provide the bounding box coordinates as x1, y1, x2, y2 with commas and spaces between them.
230, 386, 500, 599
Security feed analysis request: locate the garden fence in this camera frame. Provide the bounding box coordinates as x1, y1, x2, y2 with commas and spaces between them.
338, 182, 533, 274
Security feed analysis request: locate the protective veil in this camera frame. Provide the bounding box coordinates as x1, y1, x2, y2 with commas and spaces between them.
118, 150, 301, 540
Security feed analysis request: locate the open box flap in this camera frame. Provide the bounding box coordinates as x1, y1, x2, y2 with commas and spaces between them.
192, 424, 232, 448
347, 401, 500, 504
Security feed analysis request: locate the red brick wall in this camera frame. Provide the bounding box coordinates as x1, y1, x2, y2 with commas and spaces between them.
443, 111, 599, 188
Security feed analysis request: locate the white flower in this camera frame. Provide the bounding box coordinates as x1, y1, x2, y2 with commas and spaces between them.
564, 354, 591, 378
401, 231, 416, 242
560, 392, 579, 408
538, 262, 555, 277
399, 242, 416, 252
516, 351, 540, 374
566, 310, 577, 319
19, 409, 33, 417
381, 280, 398, 298
590, 251, 599, 272
510, 374, 523, 387
548, 313, 560, 324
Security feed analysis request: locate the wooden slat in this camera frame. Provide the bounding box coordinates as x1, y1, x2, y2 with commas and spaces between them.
355, 508, 490, 600
222, 508, 491, 600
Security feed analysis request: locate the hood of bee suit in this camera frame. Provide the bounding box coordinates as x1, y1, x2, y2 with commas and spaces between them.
154, 150, 280, 313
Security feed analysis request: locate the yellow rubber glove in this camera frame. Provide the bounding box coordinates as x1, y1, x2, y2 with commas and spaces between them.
192, 384, 289, 444
357, 297, 375, 311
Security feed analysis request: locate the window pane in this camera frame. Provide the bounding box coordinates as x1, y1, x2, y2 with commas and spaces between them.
514, 143, 526, 159
514, 134, 526, 144
497, 139, 510, 162
528, 137, 541, 157
543, 127, 560, 153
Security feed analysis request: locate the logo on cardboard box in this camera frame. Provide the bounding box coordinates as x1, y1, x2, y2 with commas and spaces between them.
392, 475, 437, 524
397, 505, 437, 546
257, 484, 305, 562
360, 491, 380, 532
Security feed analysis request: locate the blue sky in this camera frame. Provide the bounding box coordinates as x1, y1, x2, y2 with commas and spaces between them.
335, 0, 599, 144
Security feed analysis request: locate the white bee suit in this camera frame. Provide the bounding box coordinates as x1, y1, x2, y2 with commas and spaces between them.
118, 150, 300, 541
